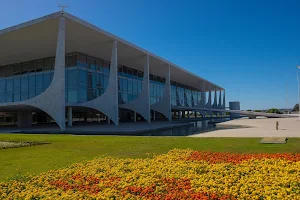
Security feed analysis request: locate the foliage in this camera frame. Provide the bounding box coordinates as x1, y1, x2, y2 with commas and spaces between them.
267, 108, 282, 114
293, 104, 299, 111
0, 141, 48, 150
254, 110, 261, 112
0, 149, 299, 199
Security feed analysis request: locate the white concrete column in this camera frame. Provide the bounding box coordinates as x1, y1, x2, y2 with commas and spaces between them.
67, 107, 72, 127
222, 90, 226, 109
218, 90, 222, 108
110, 40, 119, 125
179, 110, 182, 119
201, 80, 206, 108
187, 110, 190, 119
208, 84, 212, 108
213, 88, 217, 108
24, 16, 66, 131
133, 111, 137, 122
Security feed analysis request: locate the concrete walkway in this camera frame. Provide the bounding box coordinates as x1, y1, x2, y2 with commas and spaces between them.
189, 117, 300, 138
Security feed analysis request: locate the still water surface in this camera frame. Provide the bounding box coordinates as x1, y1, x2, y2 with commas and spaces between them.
136, 118, 231, 136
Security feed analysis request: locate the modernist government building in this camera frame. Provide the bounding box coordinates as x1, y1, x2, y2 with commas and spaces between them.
0, 11, 225, 131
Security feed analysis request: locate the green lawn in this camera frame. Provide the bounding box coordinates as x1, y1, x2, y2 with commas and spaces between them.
0, 134, 299, 182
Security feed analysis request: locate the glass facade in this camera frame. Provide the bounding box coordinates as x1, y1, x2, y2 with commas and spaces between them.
118, 66, 143, 104
0, 52, 204, 108
170, 81, 202, 107
150, 75, 165, 105
65, 53, 110, 103
0, 57, 54, 103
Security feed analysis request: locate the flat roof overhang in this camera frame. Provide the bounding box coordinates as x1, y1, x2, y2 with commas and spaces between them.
0, 11, 224, 91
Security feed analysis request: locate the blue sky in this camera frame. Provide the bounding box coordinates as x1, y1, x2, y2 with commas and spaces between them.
1, 0, 300, 110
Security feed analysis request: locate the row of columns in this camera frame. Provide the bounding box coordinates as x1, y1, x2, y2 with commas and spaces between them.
66, 41, 172, 127
34, 13, 224, 129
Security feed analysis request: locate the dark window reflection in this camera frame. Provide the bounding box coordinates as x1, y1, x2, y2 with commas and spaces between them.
0, 52, 205, 106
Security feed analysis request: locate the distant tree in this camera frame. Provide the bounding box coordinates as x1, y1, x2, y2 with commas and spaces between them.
267, 108, 282, 114
246, 109, 251, 111
293, 104, 299, 111
254, 110, 261, 112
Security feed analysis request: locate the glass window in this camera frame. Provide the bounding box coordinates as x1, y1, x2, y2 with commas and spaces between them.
91, 73, 97, 89
29, 90, 35, 99
87, 72, 93, 88
21, 76, 28, 92
21, 92, 28, 101
36, 74, 43, 93
128, 69, 132, 77
14, 77, 21, 93
128, 93, 133, 102
66, 55, 77, 68
6, 93, 12, 102
43, 72, 51, 90
0, 79, 5, 93
78, 87, 87, 102
0, 67, 6, 78
138, 71, 142, 78
43, 58, 51, 68
87, 57, 96, 70
13, 64, 21, 75
21, 63, 29, 75
122, 92, 127, 103
67, 88, 78, 103
6, 79, 12, 93
103, 75, 109, 90
122, 78, 127, 91
79, 70, 87, 86
132, 79, 137, 93
128, 80, 132, 92
78, 53, 87, 68
0, 93, 5, 103
103, 61, 110, 74
118, 66, 122, 76
13, 93, 20, 102
6, 66, 13, 77
28, 61, 35, 73
96, 59, 103, 72
87, 89, 96, 100
67, 69, 77, 87
123, 66, 128, 75
36, 60, 43, 72
150, 82, 154, 95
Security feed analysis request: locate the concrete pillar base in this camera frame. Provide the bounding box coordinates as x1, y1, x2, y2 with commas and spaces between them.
107, 117, 111, 124
17, 111, 32, 128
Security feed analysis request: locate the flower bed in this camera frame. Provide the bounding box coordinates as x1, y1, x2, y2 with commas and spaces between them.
0, 141, 48, 150
0, 149, 299, 199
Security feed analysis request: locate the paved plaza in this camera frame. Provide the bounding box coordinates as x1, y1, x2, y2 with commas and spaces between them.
190, 117, 300, 138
